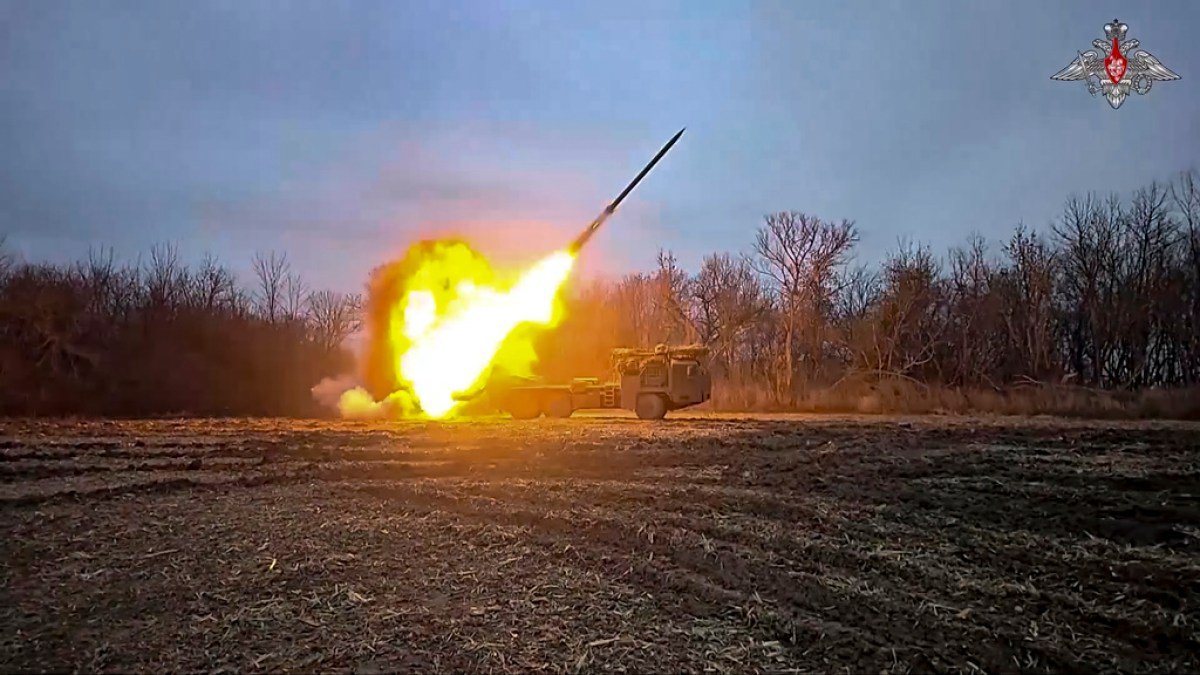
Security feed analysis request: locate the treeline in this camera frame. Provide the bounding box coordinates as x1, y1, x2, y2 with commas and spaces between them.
536, 170, 1200, 417
5, 168, 1199, 418
0, 244, 360, 416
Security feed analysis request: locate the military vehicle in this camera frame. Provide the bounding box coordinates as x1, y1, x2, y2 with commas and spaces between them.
489, 345, 711, 420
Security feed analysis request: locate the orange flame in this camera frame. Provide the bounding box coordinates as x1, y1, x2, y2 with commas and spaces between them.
343, 239, 574, 419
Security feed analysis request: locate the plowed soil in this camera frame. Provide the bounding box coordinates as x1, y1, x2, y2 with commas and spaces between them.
2, 414, 1198, 673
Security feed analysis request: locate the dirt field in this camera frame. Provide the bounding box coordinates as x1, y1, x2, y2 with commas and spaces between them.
2, 414, 1198, 673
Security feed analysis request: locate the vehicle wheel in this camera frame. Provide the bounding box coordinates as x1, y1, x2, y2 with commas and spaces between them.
507, 397, 541, 420
544, 394, 574, 418
635, 393, 667, 420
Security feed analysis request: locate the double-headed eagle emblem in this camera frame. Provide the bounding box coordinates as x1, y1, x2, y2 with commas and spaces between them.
1052, 19, 1180, 109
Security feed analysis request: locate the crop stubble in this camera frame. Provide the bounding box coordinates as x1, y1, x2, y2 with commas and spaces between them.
1, 415, 1198, 673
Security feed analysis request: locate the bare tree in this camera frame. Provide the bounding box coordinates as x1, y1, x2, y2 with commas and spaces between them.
1054, 194, 1124, 386
752, 212, 857, 402
282, 271, 309, 324
852, 241, 945, 381
0, 236, 14, 282
610, 273, 657, 347
190, 253, 238, 313
306, 290, 362, 352
942, 235, 1002, 386
1114, 182, 1180, 386
997, 226, 1059, 382
692, 252, 769, 376
1174, 170, 1200, 277
144, 243, 187, 314
1172, 169, 1200, 380
78, 247, 118, 317
653, 249, 696, 344
833, 263, 880, 323
252, 251, 290, 323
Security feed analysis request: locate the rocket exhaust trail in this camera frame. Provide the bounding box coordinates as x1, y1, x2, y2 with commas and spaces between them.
567, 128, 685, 254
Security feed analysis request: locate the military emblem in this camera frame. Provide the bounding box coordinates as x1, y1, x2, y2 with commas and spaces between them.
1052, 19, 1180, 109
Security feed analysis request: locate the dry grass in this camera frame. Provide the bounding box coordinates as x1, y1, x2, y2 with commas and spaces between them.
709, 377, 1200, 420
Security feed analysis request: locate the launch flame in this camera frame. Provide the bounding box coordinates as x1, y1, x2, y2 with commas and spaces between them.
343, 240, 574, 419
395, 248, 573, 417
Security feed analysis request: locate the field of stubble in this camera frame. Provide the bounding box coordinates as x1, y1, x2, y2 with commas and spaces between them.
1, 414, 1198, 673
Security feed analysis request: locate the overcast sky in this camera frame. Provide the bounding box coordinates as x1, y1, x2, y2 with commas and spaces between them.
2, 0, 1197, 292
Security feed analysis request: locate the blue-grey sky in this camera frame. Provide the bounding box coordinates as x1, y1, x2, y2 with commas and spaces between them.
2, 0, 1197, 292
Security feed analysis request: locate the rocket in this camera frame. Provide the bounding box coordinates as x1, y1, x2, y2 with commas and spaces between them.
567, 128, 685, 254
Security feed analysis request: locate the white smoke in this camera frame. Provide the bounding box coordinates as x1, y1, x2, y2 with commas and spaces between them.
310, 375, 412, 419
310, 375, 358, 411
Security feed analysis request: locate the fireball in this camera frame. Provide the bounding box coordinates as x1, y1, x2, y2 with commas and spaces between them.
343, 239, 574, 419
332, 130, 683, 420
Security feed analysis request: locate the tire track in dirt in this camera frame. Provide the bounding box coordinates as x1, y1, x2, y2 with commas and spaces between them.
440, 480, 1061, 649
339, 456, 1199, 672
349, 480, 882, 667
346, 480, 1075, 671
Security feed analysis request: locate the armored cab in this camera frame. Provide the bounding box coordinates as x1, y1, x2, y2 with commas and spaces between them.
611, 344, 711, 419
